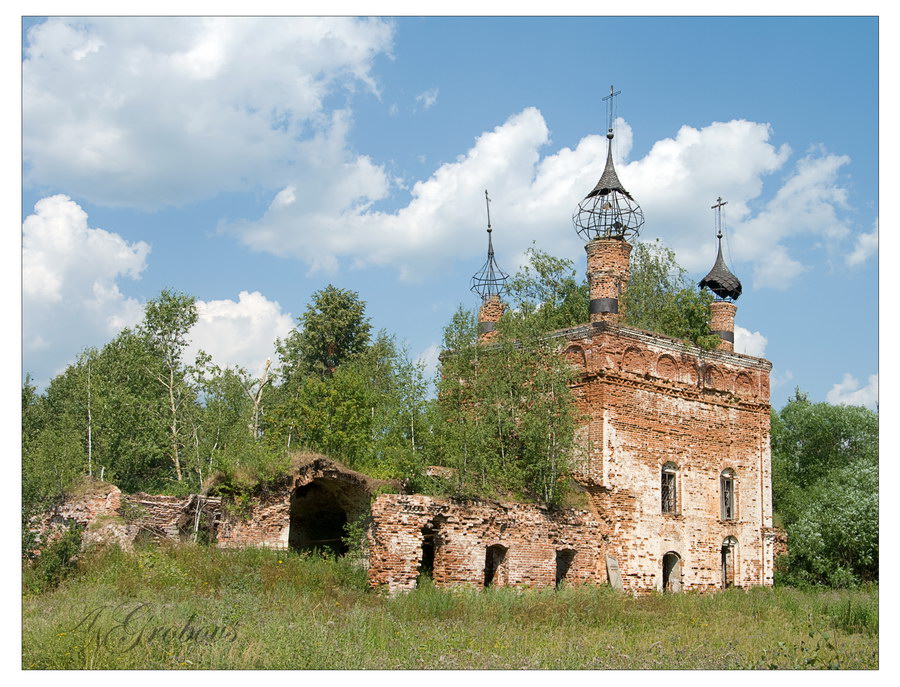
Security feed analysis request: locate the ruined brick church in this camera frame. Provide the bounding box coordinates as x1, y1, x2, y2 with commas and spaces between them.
225, 97, 776, 594
46, 97, 777, 595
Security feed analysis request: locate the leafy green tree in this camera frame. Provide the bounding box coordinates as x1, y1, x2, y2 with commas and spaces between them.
432, 305, 578, 505
268, 331, 430, 479
138, 289, 199, 482
505, 246, 588, 332
505, 243, 719, 349
276, 284, 372, 383
772, 390, 878, 586
622, 240, 720, 349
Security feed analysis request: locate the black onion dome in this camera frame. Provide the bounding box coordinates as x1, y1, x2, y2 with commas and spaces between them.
573, 138, 644, 242
699, 238, 742, 301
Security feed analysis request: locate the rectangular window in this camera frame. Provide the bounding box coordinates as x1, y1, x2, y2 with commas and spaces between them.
661, 471, 676, 514
721, 476, 734, 520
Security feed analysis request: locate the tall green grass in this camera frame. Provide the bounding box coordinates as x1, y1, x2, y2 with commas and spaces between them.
23, 543, 878, 670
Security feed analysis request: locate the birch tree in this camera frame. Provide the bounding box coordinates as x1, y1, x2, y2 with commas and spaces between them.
139, 289, 198, 482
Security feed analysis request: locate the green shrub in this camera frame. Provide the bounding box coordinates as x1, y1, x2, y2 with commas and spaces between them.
23, 523, 84, 594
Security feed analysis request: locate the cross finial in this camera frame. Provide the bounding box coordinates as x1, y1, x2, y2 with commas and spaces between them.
711, 196, 728, 239
602, 85, 622, 137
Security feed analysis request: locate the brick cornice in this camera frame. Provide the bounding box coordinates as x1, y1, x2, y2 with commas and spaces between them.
581, 369, 771, 414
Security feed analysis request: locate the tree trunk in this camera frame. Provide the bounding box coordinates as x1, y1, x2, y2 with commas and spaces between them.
168, 366, 182, 481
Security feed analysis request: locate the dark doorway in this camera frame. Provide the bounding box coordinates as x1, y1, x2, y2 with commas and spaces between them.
555, 549, 576, 588
288, 480, 356, 555
484, 544, 508, 588
721, 537, 737, 588
418, 525, 436, 585
662, 551, 682, 593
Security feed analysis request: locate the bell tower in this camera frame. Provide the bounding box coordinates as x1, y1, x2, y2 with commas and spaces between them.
573, 86, 644, 325
698, 197, 743, 352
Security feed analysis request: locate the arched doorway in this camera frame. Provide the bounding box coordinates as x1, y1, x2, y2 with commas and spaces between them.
662, 551, 682, 593
721, 537, 738, 588
417, 523, 437, 587
288, 477, 369, 555
555, 549, 576, 588
484, 544, 508, 588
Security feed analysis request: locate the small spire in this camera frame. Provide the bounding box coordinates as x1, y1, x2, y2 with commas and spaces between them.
699, 197, 742, 301
573, 85, 644, 241
471, 190, 509, 301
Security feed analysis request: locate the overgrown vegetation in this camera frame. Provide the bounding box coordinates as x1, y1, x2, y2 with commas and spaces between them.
431, 305, 579, 505
771, 390, 878, 587
22, 544, 878, 669
22, 243, 878, 589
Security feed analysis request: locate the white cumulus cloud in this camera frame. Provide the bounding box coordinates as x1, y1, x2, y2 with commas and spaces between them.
23, 195, 149, 384
187, 291, 296, 377
23, 17, 394, 209
826, 373, 878, 410
734, 326, 767, 358
229, 109, 858, 289
22, 196, 296, 387
847, 221, 878, 267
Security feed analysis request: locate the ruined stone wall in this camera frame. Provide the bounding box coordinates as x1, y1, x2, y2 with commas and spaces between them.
31, 481, 221, 552
215, 456, 387, 551
124, 493, 197, 538
46, 483, 123, 527
215, 486, 293, 550
368, 494, 606, 594
558, 322, 773, 593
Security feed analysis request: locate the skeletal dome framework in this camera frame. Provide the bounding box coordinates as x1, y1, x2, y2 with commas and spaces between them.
470, 190, 509, 301
573, 129, 644, 242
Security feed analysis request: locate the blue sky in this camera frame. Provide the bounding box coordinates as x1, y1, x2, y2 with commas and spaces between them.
20, 16, 879, 410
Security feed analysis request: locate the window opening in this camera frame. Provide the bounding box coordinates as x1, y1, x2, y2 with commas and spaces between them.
721, 537, 738, 588
661, 463, 678, 514
721, 469, 735, 520
418, 525, 435, 585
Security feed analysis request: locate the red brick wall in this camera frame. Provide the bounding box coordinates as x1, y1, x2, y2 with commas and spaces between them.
368, 494, 606, 594
585, 238, 632, 324
556, 322, 773, 592
477, 295, 505, 344
709, 300, 738, 352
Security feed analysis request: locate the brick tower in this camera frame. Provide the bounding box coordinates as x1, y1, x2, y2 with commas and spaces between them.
573, 86, 644, 323
470, 190, 509, 343
699, 197, 743, 352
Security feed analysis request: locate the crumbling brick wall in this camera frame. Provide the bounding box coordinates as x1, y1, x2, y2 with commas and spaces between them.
124, 493, 196, 539
216, 485, 294, 550
552, 321, 773, 593
368, 494, 606, 594
30, 481, 221, 551
215, 456, 390, 551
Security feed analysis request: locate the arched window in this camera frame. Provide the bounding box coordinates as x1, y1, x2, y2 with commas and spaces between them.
721, 537, 738, 588
661, 462, 678, 514
720, 469, 735, 520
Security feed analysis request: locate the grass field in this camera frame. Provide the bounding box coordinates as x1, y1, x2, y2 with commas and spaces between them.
22, 543, 878, 670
